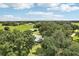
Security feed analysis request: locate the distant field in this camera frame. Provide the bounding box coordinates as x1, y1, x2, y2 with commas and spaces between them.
0, 23, 34, 32
9, 24, 34, 32
72, 23, 79, 26
0, 23, 4, 30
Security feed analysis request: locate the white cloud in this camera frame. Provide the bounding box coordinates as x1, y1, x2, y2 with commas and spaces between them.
26, 11, 64, 20
3, 15, 15, 18
0, 3, 9, 8
54, 15, 63, 18
37, 3, 60, 11
0, 14, 78, 21
47, 3, 79, 12
27, 11, 53, 16
0, 12, 64, 21
60, 4, 79, 12
47, 3, 60, 11
0, 3, 33, 10
0, 15, 23, 21
66, 3, 76, 5
9, 3, 33, 10
37, 3, 48, 6
49, 3, 60, 7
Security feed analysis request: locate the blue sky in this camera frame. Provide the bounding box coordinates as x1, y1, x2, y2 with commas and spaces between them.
0, 3, 79, 21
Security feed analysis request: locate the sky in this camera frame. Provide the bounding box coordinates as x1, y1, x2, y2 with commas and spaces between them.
0, 3, 79, 21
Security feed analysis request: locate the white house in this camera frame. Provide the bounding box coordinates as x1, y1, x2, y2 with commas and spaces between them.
34, 35, 44, 42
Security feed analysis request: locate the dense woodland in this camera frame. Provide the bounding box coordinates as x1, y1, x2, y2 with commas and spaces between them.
0, 21, 79, 56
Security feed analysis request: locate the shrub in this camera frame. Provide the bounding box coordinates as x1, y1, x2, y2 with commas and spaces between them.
4, 26, 10, 31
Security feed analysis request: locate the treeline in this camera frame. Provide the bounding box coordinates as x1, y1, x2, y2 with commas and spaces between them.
0, 21, 36, 26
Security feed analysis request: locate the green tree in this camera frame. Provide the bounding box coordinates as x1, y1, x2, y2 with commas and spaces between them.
0, 30, 35, 56
35, 22, 74, 56
36, 30, 72, 56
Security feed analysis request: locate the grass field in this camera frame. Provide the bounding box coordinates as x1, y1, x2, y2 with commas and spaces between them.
9, 24, 34, 32
0, 23, 34, 32
72, 23, 79, 26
